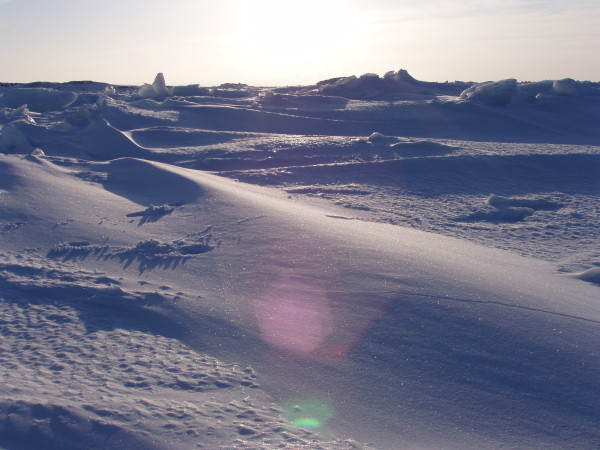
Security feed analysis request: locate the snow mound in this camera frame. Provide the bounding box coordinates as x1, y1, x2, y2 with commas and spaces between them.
137, 73, 173, 98
460, 79, 517, 106
317, 70, 423, 99
461, 77, 584, 105
366, 132, 398, 144
0, 88, 77, 112
553, 78, 578, 95
574, 267, 600, 285
0, 121, 34, 154
455, 195, 563, 223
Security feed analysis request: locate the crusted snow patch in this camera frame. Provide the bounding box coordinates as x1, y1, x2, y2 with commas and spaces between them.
488, 195, 562, 211
0, 251, 358, 449
454, 195, 562, 224
455, 206, 535, 223
0, 250, 163, 305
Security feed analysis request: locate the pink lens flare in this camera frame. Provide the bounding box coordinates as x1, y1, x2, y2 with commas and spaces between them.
255, 272, 334, 355
248, 237, 398, 359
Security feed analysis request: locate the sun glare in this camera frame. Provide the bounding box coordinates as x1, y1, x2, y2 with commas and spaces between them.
236, 0, 361, 81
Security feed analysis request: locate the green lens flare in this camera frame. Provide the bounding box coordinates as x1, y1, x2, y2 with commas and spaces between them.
282, 397, 333, 429
293, 417, 322, 428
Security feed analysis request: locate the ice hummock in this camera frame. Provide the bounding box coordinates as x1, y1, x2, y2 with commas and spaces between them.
137, 72, 173, 98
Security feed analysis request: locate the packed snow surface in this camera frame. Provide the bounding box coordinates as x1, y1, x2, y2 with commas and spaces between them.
1, 71, 599, 449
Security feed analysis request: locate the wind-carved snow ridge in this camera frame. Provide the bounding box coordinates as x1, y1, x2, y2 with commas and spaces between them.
1, 71, 600, 448
126, 204, 176, 225
47, 237, 214, 274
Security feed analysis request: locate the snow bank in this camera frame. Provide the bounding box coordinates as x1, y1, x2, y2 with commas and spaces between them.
0, 88, 77, 112
100, 157, 204, 205
137, 73, 173, 98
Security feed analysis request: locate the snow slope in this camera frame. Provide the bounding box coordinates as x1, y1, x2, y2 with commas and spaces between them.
1, 72, 599, 449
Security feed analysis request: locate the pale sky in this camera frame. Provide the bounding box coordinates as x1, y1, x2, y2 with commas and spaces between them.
1, 0, 598, 86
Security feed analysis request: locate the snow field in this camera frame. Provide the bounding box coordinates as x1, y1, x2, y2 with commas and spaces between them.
0, 71, 599, 448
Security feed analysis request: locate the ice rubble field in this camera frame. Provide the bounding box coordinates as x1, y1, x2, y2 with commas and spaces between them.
0, 71, 599, 449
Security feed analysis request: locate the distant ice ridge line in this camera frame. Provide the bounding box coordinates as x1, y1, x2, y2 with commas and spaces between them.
0, 87, 77, 112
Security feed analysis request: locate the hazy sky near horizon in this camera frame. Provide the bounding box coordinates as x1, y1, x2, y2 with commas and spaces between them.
1, 0, 598, 86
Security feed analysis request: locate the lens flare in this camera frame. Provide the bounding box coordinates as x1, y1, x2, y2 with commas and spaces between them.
245, 237, 400, 359
293, 417, 322, 428
282, 397, 333, 430
250, 238, 338, 356
255, 273, 333, 355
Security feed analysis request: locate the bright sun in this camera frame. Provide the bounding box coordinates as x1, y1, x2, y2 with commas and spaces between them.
237, 0, 360, 68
